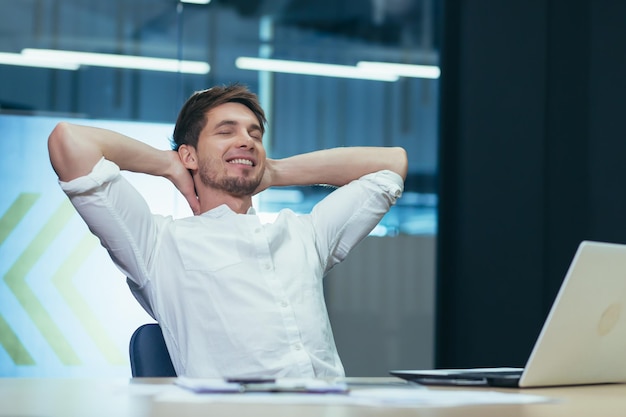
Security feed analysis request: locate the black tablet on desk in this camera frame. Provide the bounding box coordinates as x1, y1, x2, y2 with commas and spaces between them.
391, 368, 524, 388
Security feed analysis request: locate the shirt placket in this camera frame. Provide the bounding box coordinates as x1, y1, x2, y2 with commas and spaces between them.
248, 217, 315, 377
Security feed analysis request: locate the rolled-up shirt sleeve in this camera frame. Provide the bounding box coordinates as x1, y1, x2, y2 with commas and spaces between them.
60, 157, 162, 289
311, 169, 404, 273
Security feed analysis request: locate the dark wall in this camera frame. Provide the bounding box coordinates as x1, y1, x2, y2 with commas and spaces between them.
436, 0, 626, 367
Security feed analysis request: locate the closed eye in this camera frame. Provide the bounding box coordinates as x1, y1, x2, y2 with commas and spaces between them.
249, 129, 263, 141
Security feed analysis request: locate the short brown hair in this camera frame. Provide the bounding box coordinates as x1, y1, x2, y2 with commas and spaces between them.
172, 84, 267, 150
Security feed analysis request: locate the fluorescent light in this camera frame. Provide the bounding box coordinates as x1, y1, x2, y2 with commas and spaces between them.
236, 57, 398, 82
0, 52, 79, 70
21, 49, 210, 74
357, 61, 440, 79
180, 0, 211, 3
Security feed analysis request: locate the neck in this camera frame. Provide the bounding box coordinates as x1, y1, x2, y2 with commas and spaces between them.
196, 185, 253, 214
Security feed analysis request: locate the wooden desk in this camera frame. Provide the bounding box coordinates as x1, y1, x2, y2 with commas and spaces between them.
1, 377, 625, 417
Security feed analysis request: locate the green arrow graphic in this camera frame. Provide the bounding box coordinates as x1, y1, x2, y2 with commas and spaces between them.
4, 199, 81, 365
0, 193, 40, 366
0, 314, 35, 365
0, 193, 39, 245
52, 232, 125, 365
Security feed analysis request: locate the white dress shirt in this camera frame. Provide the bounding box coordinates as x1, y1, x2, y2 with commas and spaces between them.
61, 157, 403, 378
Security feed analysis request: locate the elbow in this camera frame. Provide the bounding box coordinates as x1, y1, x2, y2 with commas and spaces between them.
48, 122, 73, 158
392, 146, 408, 181
48, 122, 79, 181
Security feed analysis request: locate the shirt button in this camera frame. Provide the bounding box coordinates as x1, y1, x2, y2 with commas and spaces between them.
294, 343, 302, 351
280, 301, 288, 308
254, 227, 261, 234
263, 263, 271, 270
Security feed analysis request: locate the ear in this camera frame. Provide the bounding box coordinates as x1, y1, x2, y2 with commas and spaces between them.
178, 144, 198, 170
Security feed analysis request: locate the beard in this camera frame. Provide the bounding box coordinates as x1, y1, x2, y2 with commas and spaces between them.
198, 157, 263, 197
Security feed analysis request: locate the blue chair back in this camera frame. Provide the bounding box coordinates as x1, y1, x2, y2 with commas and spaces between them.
129, 323, 177, 377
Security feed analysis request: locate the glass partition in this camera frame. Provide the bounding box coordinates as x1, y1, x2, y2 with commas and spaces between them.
0, 0, 440, 376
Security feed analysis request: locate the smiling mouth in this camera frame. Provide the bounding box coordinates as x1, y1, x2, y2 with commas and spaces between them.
227, 158, 254, 166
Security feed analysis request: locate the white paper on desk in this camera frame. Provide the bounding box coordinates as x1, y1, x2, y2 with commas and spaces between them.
159, 384, 552, 408
175, 378, 242, 393
175, 377, 348, 394
348, 388, 553, 407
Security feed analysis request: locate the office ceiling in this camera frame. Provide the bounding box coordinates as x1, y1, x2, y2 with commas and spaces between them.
217, 0, 435, 46
0, 0, 438, 54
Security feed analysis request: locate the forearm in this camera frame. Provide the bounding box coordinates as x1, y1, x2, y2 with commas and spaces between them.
49, 122, 200, 214
48, 122, 171, 182
267, 146, 408, 188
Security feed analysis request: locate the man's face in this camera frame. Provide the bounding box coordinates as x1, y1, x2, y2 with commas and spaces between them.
195, 102, 266, 197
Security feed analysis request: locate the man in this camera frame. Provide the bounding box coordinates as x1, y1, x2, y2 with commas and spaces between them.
48, 84, 407, 378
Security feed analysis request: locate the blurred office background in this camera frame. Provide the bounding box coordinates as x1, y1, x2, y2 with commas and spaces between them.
0, 0, 440, 377
4, 0, 626, 379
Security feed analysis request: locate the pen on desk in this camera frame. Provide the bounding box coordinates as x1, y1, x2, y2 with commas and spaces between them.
226, 378, 276, 384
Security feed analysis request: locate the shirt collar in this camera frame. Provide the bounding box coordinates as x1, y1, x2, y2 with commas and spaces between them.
200, 204, 256, 218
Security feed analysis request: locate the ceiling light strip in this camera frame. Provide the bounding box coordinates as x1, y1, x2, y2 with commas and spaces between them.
21, 49, 210, 74
235, 57, 398, 82
357, 61, 441, 79
0, 52, 79, 70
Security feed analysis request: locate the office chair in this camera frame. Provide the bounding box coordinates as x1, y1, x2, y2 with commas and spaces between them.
129, 323, 177, 377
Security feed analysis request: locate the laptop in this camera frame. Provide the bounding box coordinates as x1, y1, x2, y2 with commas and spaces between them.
391, 240, 626, 388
